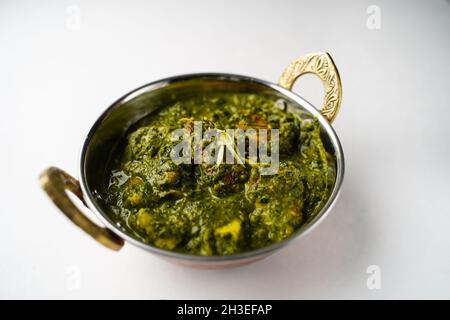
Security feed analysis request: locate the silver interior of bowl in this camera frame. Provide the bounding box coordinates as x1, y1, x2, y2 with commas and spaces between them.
80, 73, 344, 263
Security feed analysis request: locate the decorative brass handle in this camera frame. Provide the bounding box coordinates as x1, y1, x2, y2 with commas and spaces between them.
39, 167, 124, 251
279, 52, 342, 123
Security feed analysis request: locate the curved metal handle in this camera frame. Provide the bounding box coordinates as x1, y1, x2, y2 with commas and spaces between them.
39, 167, 124, 251
279, 52, 342, 123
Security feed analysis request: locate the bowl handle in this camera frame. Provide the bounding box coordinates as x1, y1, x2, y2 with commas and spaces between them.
39, 167, 124, 251
279, 52, 342, 123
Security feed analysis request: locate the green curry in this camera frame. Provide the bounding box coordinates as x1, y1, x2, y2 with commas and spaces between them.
105, 93, 335, 255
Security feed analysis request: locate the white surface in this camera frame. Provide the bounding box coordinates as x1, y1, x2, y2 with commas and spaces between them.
1, 0, 449, 299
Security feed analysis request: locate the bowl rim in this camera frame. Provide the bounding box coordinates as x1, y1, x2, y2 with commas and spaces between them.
79, 73, 345, 262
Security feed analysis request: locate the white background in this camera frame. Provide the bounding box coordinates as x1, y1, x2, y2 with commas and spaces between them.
1, 0, 449, 299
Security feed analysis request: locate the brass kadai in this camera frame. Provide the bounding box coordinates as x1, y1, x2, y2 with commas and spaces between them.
40, 52, 344, 268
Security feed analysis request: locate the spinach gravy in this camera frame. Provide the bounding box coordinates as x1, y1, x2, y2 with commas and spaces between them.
105, 93, 336, 255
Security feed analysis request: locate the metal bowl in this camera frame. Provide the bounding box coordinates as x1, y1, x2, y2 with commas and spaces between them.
40, 52, 344, 268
